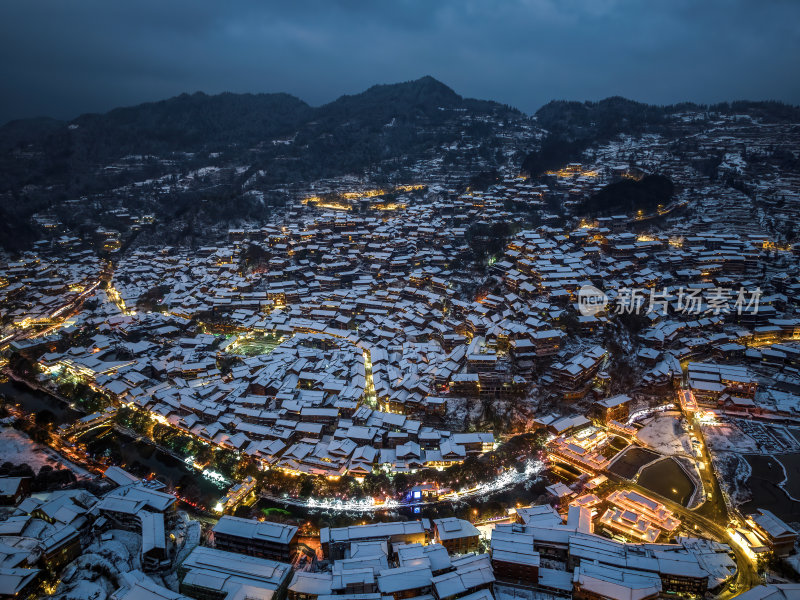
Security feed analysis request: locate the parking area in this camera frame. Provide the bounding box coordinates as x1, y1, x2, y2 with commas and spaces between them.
731, 418, 800, 454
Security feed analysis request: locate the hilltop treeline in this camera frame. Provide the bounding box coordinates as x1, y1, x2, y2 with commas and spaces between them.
0, 76, 520, 196
520, 97, 800, 177
577, 174, 674, 216
0, 76, 524, 251
521, 97, 686, 177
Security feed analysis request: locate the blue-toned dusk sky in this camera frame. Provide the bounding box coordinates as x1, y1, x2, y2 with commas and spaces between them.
1, 0, 798, 123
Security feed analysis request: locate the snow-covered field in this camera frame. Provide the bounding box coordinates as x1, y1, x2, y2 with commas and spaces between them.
702, 423, 760, 453
637, 413, 691, 456
0, 426, 90, 476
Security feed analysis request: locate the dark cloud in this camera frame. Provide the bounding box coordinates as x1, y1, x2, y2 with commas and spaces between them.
1, 0, 798, 123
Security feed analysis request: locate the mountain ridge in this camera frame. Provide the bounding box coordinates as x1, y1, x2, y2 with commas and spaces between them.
2, 76, 799, 253
0, 76, 476, 136
0, 76, 522, 196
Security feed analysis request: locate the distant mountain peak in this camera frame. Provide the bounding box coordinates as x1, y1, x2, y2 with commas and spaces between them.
411, 74, 457, 90
373, 75, 459, 98
320, 76, 464, 118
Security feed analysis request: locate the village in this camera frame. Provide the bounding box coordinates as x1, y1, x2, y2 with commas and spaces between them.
1, 106, 800, 599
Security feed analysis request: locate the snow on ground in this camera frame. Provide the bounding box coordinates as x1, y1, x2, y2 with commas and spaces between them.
187, 166, 220, 179
720, 152, 746, 174
476, 518, 514, 541
702, 423, 760, 453
711, 451, 753, 506
54, 529, 144, 600
0, 426, 90, 476
675, 455, 706, 509
57, 579, 108, 600
785, 554, 800, 577
445, 397, 468, 428
172, 512, 201, 568
107, 529, 144, 570
637, 413, 691, 456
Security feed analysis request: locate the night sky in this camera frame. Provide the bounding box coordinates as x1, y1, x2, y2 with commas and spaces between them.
1, 0, 799, 124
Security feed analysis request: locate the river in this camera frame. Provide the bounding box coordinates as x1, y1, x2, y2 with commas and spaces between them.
0, 380, 81, 423
1, 378, 543, 520
0, 379, 223, 508
81, 426, 222, 506
252, 472, 549, 528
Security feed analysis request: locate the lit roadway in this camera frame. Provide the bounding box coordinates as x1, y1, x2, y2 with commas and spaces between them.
594, 391, 760, 597
603, 391, 760, 597
687, 415, 729, 524
0, 269, 108, 351
685, 425, 761, 598
681, 391, 761, 597
620, 478, 760, 598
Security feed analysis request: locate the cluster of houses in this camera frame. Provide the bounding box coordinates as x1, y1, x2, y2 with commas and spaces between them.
25, 319, 497, 479
8, 108, 800, 453
492, 503, 738, 598
0, 250, 104, 333
4, 107, 800, 598
9, 153, 800, 492
0, 467, 182, 598
2, 461, 798, 600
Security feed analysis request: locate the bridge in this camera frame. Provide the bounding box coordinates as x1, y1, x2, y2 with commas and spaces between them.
60, 407, 117, 439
